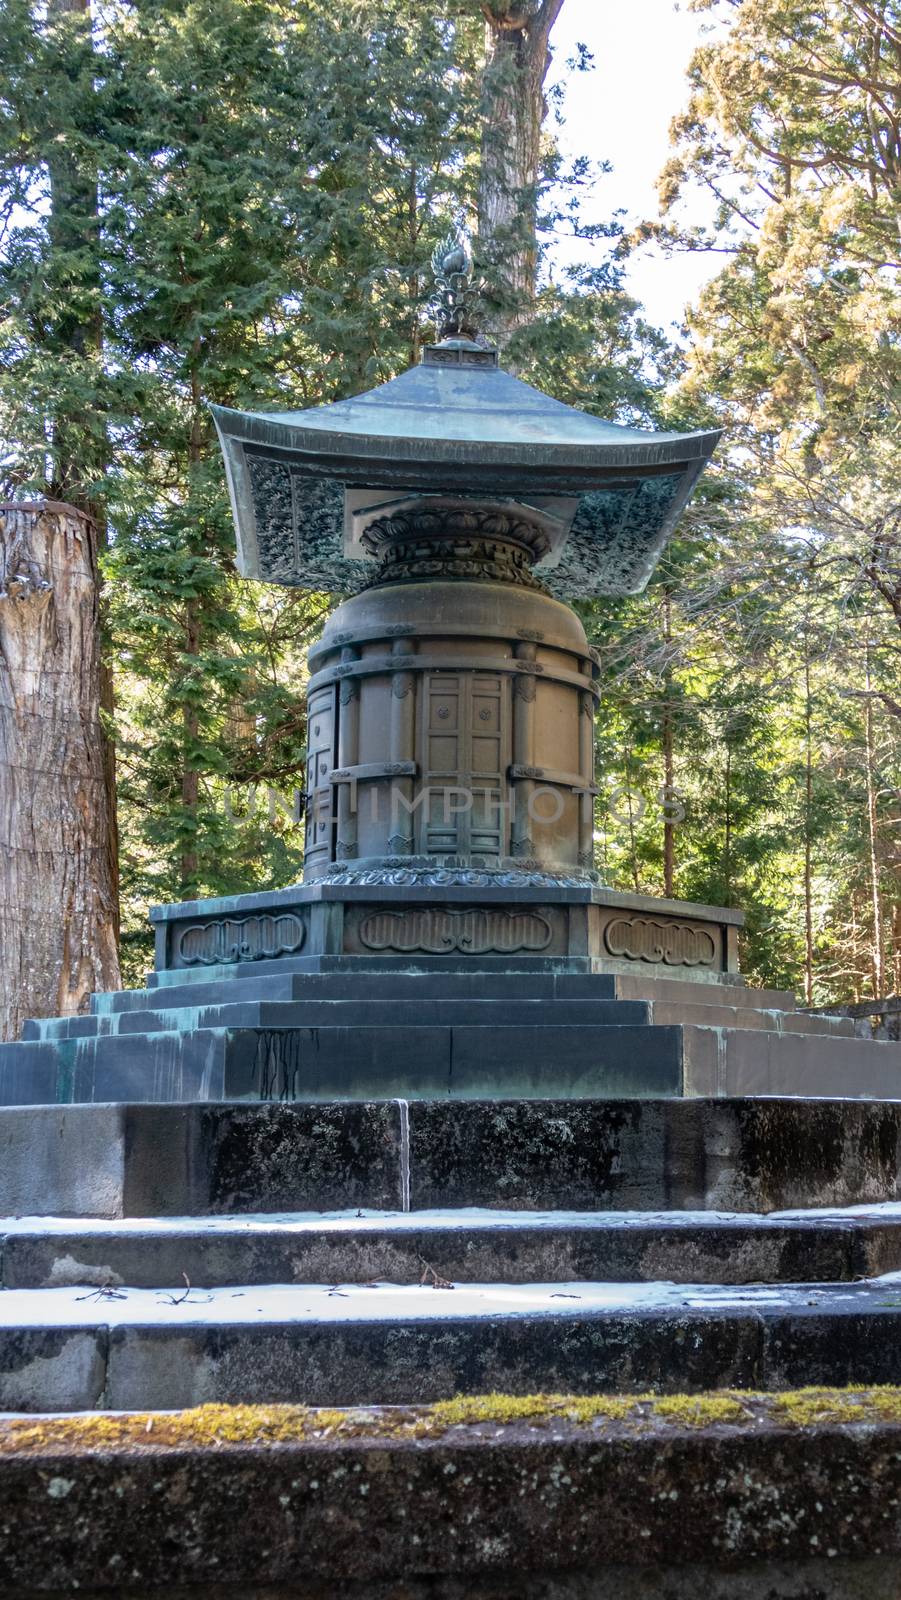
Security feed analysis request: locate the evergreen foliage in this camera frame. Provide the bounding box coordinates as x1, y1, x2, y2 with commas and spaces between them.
0, 0, 897, 999
600, 0, 901, 1001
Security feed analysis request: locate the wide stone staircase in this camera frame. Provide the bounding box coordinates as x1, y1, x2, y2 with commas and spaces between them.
5, 1089, 901, 1413
6, 965, 901, 1593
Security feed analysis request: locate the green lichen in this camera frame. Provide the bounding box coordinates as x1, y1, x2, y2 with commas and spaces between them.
4, 1387, 901, 1457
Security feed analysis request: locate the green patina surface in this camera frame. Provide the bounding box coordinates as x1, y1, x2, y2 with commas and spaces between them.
4, 1386, 901, 1455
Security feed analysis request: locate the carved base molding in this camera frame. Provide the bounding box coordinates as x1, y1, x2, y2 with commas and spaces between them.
602, 915, 718, 969
152, 885, 739, 977
359, 906, 554, 956
324, 867, 598, 888
322, 857, 599, 889
176, 912, 306, 967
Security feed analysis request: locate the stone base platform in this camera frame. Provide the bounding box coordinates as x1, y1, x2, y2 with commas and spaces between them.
3, 955, 901, 1105
4, 1095, 901, 1414
148, 880, 744, 975
4, 878, 901, 1104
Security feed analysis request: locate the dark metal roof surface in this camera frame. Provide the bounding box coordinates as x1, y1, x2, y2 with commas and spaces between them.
212, 353, 720, 598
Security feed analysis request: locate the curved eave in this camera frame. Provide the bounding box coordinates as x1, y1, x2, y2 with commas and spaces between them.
211, 403, 721, 477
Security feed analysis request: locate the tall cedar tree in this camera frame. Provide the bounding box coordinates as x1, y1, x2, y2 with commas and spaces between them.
0, 0, 122, 1032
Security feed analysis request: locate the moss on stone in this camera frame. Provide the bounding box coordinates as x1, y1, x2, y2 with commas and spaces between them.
769, 1386, 901, 1429
2, 1404, 319, 1454
426, 1392, 643, 1430
5, 1386, 901, 1457
651, 1394, 752, 1427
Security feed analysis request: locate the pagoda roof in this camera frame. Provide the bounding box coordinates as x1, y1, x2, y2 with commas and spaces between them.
212, 345, 720, 598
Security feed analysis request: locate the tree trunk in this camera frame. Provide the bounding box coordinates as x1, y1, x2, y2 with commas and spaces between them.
478, 0, 565, 343
864, 647, 885, 996
723, 744, 732, 905
803, 651, 815, 1007
45, 0, 121, 946
661, 591, 675, 898
46, 0, 104, 508
0, 503, 121, 1040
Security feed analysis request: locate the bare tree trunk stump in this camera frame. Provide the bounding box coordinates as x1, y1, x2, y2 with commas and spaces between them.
0, 501, 120, 1041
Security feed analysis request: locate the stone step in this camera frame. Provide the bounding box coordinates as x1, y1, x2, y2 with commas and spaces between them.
98, 965, 793, 1016
0, 1021, 686, 1105
608, 970, 797, 1010
6, 1014, 901, 1108
1, 1098, 899, 1219
97, 967, 582, 1013
25, 997, 653, 1041
650, 1001, 855, 1037
0, 1028, 234, 1107
6, 1273, 901, 1411
139, 952, 764, 991
144, 953, 600, 989
41, 989, 826, 1045
6, 1204, 901, 1289
0, 1389, 898, 1596
681, 1022, 901, 1097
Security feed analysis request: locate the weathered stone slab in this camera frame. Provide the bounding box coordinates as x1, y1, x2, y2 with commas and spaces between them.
2, 1394, 901, 1593
0, 1105, 126, 1215
1, 1020, 685, 1105
6, 1209, 893, 1290
10, 1278, 901, 1410
762, 1307, 901, 1389
7, 1559, 901, 1599
3, 1098, 901, 1218
408, 1097, 901, 1213
0, 1102, 404, 1217
0, 1039, 61, 1104
682, 1023, 901, 1098
101, 1308, 762, 1410
120, 1101, 403, 1216
0, 1326, 106, 1411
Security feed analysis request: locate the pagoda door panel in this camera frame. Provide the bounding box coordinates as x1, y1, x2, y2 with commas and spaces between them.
421, 675, 462, 856
304, 685, 337, 873
419, 673, 510, 860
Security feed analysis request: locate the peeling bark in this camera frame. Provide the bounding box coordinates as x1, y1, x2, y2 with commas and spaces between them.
0, 502, 121, 1040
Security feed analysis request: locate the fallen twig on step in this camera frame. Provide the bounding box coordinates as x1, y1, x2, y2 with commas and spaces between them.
420, 1258, 455, 1290
156, 1272, 213, 1307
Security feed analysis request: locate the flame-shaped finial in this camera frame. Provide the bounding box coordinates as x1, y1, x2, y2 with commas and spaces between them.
431, 225, 479, 342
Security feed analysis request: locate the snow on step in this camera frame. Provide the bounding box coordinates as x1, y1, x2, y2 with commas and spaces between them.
0, 1276, 896, 1328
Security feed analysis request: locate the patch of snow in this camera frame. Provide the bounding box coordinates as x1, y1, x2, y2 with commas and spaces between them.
0, 1275, 893, 1330
4, 1202, 901, 1236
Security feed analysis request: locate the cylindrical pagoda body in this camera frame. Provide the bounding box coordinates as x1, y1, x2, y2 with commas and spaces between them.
304, 577, 599, 885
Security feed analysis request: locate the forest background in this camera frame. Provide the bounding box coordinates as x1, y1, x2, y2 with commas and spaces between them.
0, 0, 898, 1020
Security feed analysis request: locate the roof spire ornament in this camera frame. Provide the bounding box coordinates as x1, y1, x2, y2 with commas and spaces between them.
431, 225, 481, 344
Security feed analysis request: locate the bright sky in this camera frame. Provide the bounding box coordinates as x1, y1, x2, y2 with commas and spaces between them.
548, 0, 718, 331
